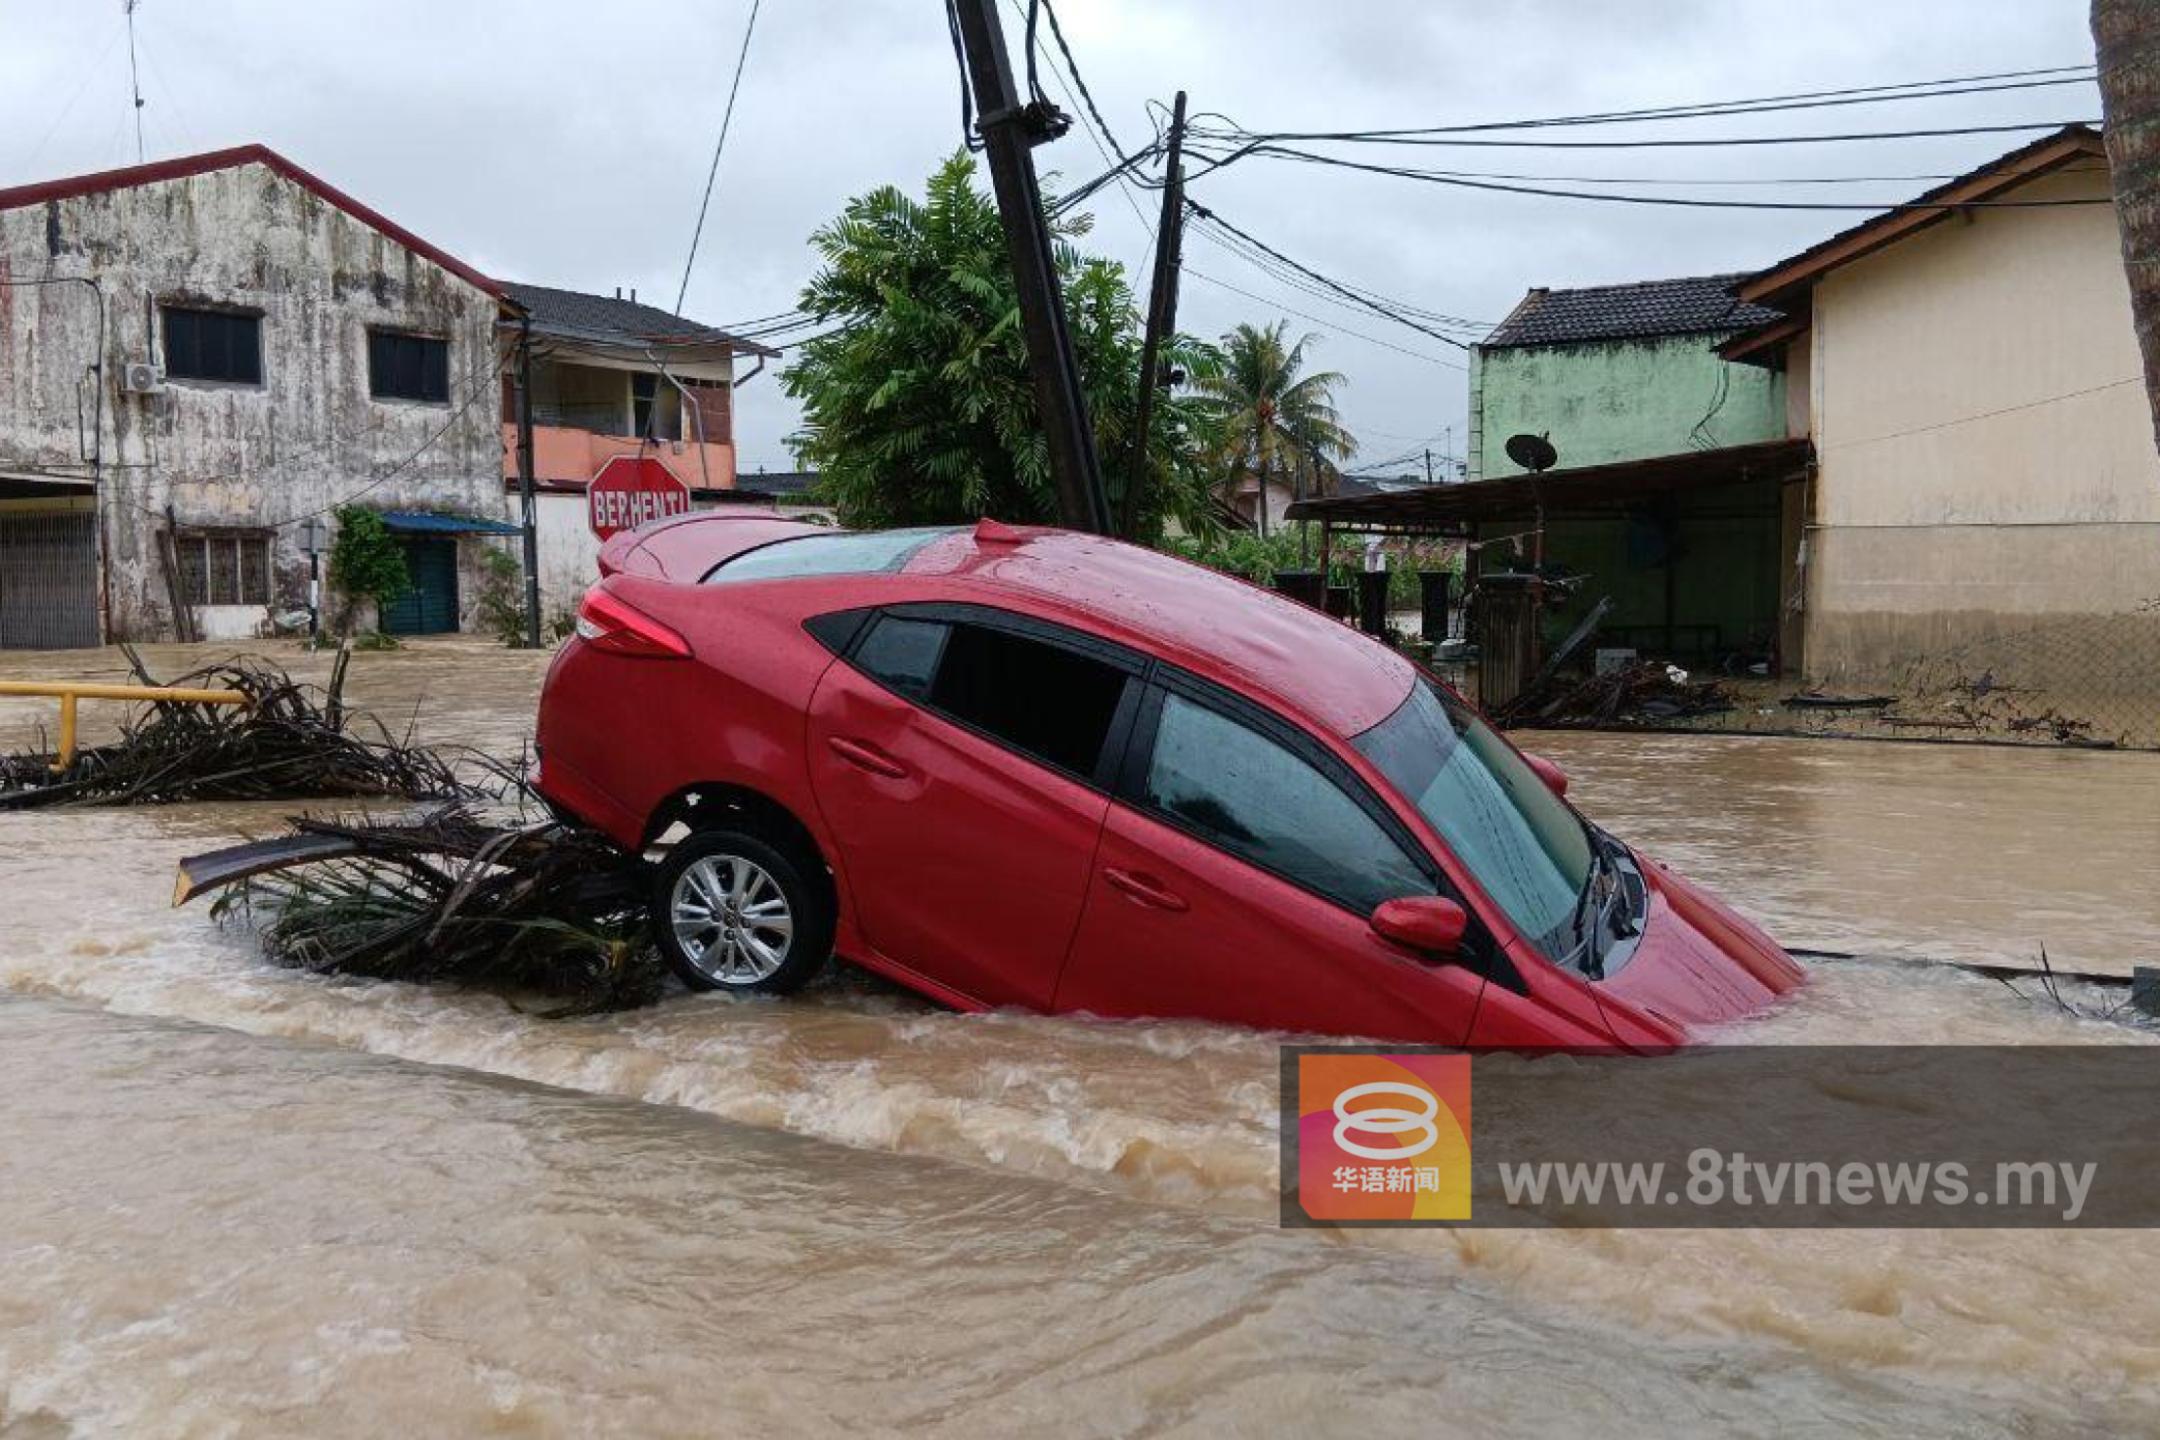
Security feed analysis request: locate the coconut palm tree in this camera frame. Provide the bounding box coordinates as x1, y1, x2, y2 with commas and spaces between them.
1193, 321, 1357, 536
2095, 0, 2160, 453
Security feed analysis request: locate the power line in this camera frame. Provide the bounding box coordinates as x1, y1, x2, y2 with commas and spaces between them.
1225, 141, 2116, 211
1036, 0, 1127, 158
674, 0, 763, 316
1186, 219, 1487, 331
1180, 267, 1464, 369
1197, 70, 2096, 145
1185, 203, 1472, 349
1185, 121, 2099, 182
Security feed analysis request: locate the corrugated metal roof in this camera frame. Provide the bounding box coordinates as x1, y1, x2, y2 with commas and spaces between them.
380, 510, 522, 536
1483, 274, 1783, 349
501, 283, 780, 357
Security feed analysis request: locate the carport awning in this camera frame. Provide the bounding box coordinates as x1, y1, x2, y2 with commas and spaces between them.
1284, 438, 1813, 532
379, 510, 523, 536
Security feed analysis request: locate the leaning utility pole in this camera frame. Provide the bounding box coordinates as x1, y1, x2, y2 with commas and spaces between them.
948, 0, 1113, 534
1121, 89, 1188, 538
514, 316, 542, 648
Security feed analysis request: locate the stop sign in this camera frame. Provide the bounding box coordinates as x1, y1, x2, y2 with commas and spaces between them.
587, 456, 692, 540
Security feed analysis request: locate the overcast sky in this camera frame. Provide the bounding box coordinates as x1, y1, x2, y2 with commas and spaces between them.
0, 1, 2103, 476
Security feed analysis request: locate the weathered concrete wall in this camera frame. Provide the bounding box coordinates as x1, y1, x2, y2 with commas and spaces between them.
1803, 163, 2160, 692
0, 161, 508, 640
1468, 332, 1784, 480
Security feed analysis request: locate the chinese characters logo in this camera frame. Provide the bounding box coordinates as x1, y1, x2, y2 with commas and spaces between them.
1291, 1050, 1471, 1223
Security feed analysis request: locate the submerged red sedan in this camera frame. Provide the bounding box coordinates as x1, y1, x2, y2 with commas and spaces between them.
535, 514, 1801, 1049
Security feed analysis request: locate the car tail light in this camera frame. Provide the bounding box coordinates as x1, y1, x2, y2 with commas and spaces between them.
574, 586, 691, 659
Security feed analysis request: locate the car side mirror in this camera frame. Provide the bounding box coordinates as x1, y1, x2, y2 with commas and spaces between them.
1370, 896, 1469, 961
1523, 752, 1568, 798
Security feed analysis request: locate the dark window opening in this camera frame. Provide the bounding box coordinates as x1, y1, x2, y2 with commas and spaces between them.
850, 613, 1128, 779
368, 330, 450, 403
174, 531, 272, 606
162, 306, 262, 385
927, 623, 1127, 778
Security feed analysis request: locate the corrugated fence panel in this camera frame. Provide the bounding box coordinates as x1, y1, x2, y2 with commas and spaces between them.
0, 513, 101, 649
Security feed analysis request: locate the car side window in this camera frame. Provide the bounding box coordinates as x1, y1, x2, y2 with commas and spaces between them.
1141, 691, 1430, 914
853, 614, 948, 702
851, 613, 1131, 781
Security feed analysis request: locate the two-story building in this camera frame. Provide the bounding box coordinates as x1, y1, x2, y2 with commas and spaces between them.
0, 145, 514, 647
498, 283, 777, 615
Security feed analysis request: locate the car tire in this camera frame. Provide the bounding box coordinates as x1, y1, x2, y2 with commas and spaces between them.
652, 829, 833, 995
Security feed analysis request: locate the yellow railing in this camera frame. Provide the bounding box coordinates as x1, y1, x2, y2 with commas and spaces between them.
0, 680, 249, 772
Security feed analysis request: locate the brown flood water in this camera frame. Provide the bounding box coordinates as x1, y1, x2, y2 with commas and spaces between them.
3, 638, 2159, 1436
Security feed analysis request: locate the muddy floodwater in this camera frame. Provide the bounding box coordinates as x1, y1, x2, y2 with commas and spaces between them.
3, 639, 2159, 1436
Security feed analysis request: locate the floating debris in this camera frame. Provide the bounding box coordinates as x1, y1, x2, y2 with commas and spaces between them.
1500, 659, 1734, 728
183, 806, 664, 1016
1782, 691, 1894, 711
0, 652, 477, 810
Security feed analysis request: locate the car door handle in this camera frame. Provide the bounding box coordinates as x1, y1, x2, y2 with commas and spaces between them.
827, 735, 909, 779
1103, 867, 1188, 913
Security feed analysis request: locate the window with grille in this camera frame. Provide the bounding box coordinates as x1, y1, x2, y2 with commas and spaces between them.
368, 329, 450, 403
162, 306, 263, 385
175, 532, 273, 606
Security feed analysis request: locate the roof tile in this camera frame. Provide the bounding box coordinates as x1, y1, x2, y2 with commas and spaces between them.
1483, 273, 1782, 348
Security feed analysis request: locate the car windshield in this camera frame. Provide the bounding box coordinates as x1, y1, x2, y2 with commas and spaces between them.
1352, 678, 1595, 962
703, 527, 956, 583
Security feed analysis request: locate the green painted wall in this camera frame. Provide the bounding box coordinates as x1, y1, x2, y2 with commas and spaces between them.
1469, 333, 1784, 479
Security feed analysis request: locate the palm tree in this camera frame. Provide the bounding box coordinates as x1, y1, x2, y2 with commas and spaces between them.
1193, 321, 1356, 536
2095, 0, 2160, 454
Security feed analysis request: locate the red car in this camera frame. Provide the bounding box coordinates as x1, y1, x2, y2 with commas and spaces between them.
536, 514, 1802, 1049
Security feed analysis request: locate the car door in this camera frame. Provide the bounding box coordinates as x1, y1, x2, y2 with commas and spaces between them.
805, 605, 1142, 1009
1054, 678, 1487, 1045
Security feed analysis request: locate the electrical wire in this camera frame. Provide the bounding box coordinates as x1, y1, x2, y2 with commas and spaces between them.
943, 0, 987, 152
1179, 267, 1464, 369
1182, 121, 2101, 188
1195, 69, 2096, 145
1185, 203, 1472, 349
674, 0, 763, 315
1183, 66, 2090, 146
1213, 141, 2115, 211
1185, 218, 1487, 332
1037, 0, 1128, 159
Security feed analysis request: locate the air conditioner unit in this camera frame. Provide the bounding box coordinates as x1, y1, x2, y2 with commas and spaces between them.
121, 360, 164, 395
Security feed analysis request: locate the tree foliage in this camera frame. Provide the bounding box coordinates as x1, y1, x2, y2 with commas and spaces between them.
782, 153, 1222, 537
327, 506, 408, 631
1191, 321, 1357, 534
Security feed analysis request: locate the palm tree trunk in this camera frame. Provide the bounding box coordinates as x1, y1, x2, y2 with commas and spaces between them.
2095, 0, 2160, 453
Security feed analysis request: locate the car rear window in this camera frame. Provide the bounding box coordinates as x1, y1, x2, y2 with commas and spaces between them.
703, 527, 956, 584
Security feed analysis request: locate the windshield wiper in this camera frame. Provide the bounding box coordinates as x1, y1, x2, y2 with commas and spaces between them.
1567, 830, 1636, 980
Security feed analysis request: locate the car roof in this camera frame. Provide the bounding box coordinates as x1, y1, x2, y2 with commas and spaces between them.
905, 522, 1415, 737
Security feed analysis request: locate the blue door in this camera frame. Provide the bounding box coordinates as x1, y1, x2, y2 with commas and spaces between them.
380, 536, 459, 635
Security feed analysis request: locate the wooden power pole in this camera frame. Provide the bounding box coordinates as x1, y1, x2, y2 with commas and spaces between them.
948, 0, 1113, 535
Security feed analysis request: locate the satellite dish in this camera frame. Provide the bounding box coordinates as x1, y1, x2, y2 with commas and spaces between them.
1505, 432, 1558, 474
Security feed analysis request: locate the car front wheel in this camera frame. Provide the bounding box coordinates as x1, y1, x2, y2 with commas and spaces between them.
653, 829, 833, 994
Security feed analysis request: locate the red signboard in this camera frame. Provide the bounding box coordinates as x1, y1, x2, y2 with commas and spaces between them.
587, 456, 692, 540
